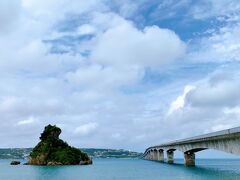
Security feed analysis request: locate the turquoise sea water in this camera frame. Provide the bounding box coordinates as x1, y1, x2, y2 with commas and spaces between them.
1, 158, 240, 180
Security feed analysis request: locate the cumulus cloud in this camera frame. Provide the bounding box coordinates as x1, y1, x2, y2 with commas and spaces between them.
164, 68, 240, 140
63, 13, 185, 93
185, 73, 240, 107
91, 20, 186, 67
66, 64, 144, 91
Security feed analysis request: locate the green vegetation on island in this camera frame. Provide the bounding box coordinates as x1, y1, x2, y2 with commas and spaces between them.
28, 124, 92, 165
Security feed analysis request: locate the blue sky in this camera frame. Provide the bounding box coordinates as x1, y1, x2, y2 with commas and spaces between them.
0, 0, 240, 158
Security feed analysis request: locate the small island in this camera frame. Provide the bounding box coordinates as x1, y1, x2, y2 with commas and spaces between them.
28, 124, 92, 165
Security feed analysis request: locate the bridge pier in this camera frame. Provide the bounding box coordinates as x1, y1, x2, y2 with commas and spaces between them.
157, 149, 164, 162
184, 152, 195, 166
150, 150, 154, 160
147, 151, 150, 160
153, 149, 157, 161
145, 152, 149, 160
167, 150, 174, 164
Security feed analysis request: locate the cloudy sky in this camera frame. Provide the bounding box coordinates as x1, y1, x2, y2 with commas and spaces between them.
1, 0, 240, 156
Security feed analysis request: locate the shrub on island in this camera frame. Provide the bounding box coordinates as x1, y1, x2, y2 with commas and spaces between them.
28, 124, 92, 165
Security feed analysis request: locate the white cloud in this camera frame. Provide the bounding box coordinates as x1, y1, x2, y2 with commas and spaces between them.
0, 95, 65, 120
76, 24, 97, 35
223, 106, 240, 115
164, 69, 240, 141
189, 23, 240, 63
66, 64, 144, 91
211, 124, 232, 132
17, 116, 38, 126
0, 0, 21, 33
151, 0, 191, 20
191, 0, 240, 20
185, 73, 240, 107
186, 1, 240, 64
0, 96, 18, 112
74, 122, 98, 136
91, 18, 186, 67
21, 0, 106, 23
63, 13, 185, 94
168, 85, 195, 115
111, 133, 121, 140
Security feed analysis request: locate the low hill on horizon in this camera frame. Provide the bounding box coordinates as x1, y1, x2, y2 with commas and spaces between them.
0, 148, 142, 159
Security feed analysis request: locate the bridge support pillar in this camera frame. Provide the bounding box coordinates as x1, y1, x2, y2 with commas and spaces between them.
157, 150, 164, 162
184, 152, 195, 166
167, 150, 174, 164
147, 152, 150, 160
153, 150, 158, 160
144, 152, 148, 160
150, 150, 154, 160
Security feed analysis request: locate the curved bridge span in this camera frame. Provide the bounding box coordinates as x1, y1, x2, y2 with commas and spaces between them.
142, 127, 240, 166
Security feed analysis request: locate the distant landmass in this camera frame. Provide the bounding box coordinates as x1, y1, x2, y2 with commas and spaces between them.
82, 148, 142, 158
0, 148, 142, 159
0, 148, 31, 159
0, 125, 142, 161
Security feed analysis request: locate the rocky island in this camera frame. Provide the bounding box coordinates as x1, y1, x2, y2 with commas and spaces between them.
28, 124, 92, 165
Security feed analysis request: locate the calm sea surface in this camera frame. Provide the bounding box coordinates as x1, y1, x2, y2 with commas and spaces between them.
1, 158, 240, 180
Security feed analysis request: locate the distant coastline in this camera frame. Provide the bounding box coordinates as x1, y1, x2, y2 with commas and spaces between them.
0, 148, 142, 159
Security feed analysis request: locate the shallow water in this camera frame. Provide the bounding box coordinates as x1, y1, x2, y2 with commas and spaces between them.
1, 158, 240, 180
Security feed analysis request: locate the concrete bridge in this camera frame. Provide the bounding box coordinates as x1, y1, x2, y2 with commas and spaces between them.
142, 126, 240, 166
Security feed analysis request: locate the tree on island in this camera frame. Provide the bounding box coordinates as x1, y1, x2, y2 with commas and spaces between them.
28, 124, 92, 165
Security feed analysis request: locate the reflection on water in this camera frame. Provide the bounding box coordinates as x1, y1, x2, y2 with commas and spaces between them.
1, 158, 240, 180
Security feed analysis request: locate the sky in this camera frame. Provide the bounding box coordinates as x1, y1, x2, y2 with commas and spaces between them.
0, 0, 240, 157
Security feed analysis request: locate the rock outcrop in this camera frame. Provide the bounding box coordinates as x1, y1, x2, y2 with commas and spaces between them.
10, 161, 21, 165
28, 124, 92, 165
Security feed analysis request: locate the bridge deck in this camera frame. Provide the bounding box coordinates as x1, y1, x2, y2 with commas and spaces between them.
147, 126, 240, 150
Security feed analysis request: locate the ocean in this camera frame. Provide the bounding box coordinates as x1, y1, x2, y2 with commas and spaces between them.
1, 158, 240, 179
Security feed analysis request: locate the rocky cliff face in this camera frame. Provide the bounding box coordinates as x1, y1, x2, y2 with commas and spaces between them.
28, 124, 92, 165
